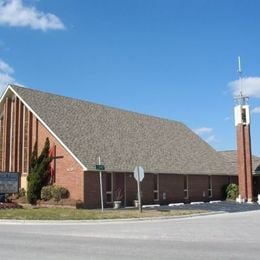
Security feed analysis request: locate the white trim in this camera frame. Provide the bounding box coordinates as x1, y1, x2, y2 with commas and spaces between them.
9, 98, 13, 171
234, 105, 250, 126
0, 86, 11, 103
22, 105, 25, 173
0, 119, 2, 168
7, 85, 87, 171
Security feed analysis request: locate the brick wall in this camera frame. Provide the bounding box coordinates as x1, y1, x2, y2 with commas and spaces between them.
37, 121, 85, 201
188, 175, 208, 202
84, 171, 102, 208
212, 175, 229, 200
83, 172, 235, 208
0, 94, 85, 202
124, 172, 137, 206
159, 174, 184, 204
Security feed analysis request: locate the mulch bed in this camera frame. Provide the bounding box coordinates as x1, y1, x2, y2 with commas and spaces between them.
0, 203, 23, 209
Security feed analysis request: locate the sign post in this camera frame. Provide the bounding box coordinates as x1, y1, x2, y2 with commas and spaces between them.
134, 166, 144, 213
96, 157, 105, 212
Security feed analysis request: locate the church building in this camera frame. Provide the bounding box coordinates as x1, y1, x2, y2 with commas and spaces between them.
0, 84, 248, 208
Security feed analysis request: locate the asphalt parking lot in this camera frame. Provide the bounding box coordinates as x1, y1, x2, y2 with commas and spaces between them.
158, 200, 260, 213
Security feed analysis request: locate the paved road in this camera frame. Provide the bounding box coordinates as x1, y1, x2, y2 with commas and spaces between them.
1, 211, 260, 260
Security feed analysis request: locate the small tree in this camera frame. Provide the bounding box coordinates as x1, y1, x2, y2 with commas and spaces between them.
27, 138, 52, 204
29, 142, 37, 174
225, 183, 239, 200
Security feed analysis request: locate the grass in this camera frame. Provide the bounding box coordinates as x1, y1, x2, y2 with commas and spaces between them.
0, 207, 208, 220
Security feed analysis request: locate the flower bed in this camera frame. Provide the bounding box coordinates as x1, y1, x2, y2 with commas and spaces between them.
0, 202, 23, 209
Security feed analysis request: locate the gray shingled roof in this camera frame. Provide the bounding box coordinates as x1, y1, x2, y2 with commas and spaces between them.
219, 150, 260, 175
8, 84, 231, 175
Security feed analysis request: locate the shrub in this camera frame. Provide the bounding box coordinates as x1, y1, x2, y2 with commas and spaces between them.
40, 185, 69, 202
226, 183, 239, 200
59, 186, 69, 199
52, 186, 69, 202
41, 186, 53, 201
27, 138, 52, 204
19, 188, 26, 197
76, 200, 84, 209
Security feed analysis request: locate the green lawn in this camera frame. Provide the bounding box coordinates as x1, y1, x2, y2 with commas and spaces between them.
0, 207, 207, 220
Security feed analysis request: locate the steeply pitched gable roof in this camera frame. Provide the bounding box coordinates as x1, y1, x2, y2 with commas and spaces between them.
6, 84, 231, 175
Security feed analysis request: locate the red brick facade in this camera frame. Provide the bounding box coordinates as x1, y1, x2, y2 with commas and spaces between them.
83, 171, 235, 208
0, 94, 85, 202
236, 124, 253, 201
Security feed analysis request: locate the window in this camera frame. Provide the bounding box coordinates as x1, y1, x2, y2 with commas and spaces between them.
241, 108, 247, 124
208, 176, 212, 198
153, 174, 159, 201
106, 173, 113, 203
184, 175, 189, 199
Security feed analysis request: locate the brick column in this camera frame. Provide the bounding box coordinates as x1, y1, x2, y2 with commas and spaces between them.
244, 125, 253, 201
236, 124, 253, 201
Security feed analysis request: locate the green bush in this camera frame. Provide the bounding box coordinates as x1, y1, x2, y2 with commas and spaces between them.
59, 186, 69, 199
27, 138, 52, 204
52, 186, 69, 202
40, 185, 69, 202
27, 172, 41, 204
41, 186, 53, 201
226, 183, 239, 200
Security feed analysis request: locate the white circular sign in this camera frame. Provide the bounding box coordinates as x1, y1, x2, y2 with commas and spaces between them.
134, 166, 144, 182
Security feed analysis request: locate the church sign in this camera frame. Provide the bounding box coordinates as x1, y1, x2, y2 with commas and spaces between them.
0, 172, 19, 194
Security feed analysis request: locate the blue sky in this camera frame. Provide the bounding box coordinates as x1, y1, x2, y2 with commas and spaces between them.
0, 0, 260, 155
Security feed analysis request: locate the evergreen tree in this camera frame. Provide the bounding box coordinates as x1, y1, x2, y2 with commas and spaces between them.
27, 138, 52, 204
29, 142, 37, 174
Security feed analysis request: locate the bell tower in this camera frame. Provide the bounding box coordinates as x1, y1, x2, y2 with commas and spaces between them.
234, 57, 253, 202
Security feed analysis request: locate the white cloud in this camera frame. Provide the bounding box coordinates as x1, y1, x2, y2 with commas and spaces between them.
0, 0, 65, 31
0, 59, 15, 93
193, 127, 213, 135
205, 135, 216, 143
224, 116, 230, 121
229, 77, 260, 98
251, 107, 260, 114
193, 127, 217, 144
0, 59, 14, 74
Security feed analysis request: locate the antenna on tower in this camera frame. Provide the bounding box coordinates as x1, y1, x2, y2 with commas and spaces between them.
238, 56, 243, 96
235, 56, 248, 105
